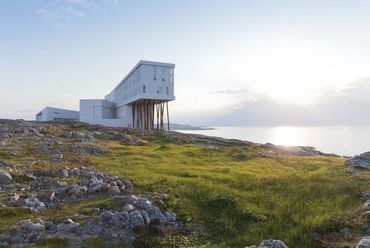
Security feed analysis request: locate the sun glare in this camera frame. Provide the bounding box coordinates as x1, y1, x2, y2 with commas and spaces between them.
272, 126, 302, 146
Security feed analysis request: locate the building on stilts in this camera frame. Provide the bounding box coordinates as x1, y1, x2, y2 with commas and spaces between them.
36, 61, 175, 131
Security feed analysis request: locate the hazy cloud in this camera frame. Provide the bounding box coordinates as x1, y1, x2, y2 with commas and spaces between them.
209, 78, 370, 126
36, 0, 117, 28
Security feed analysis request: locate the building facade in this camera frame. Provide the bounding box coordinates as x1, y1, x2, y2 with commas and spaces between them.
36, 60, 175, 130
36, 107, 79, 122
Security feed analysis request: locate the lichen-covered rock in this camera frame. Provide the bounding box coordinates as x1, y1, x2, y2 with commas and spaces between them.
122, 204, 135, 212
24, 197, 46, 212
357, 237, 370, 248
56, 219, 79, 233
98, 210, 115, 224
150, 213, 167, 225
129, 210, 145, 227
345, 152, 370, 170
0, 171, 12, 184
136, 199, 152, 210
164, 211, 176, 223
81, 220, 102, 235
258, 239, 288, 248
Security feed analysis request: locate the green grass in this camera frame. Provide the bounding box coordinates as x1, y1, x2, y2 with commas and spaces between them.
89, 137, 364, 247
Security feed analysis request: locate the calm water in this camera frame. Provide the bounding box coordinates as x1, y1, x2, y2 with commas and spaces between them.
178, 126, 370, 156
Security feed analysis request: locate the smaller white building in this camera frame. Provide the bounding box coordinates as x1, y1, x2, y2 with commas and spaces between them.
35, 107, 79, 122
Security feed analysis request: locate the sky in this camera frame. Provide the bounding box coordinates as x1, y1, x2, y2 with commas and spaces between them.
1, 0, 370, 126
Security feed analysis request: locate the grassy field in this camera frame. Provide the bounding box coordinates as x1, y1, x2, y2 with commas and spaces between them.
0, 128, 368, 247
88, 134, 367, 247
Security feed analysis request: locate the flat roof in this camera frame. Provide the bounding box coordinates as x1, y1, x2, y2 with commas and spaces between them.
110, 60, 175, 93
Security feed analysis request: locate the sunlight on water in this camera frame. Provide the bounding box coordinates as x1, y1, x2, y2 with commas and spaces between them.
272, 127, 302, 146
179, 126, 370, 156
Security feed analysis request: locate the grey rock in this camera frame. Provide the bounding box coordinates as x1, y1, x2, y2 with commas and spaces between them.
150, 213, 167, 225
258, 239, 288, 248
113, 211, 129, 228
147, 206, 161, 216
129, 210, 145, 227
24, 197, 46, 212
107, 186, 120, 195
81, 221, 102, 235
164, 211, 176, 223
140, 210, 150, 225
0, 171, 12, 184
51, 153, 63, 163
123, 180, 133, 190
122, 204, 135, 212
123, 195, 138, 204
18, 219, 33, 230
363, 192, 370, 199
345, 152, 370, 170
57, 219, 79, 233
98, 210, 115, 223
10, 193, 20, 201
357, 237, 370, 248
340, 227, 351, 236
136, 199, 152, 210
29, 223, 45, 232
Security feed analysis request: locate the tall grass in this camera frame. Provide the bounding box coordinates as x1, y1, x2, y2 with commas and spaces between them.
90, 139, 363, 247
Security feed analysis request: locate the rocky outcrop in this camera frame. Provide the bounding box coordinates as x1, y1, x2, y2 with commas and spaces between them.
345, 152, 370, 170
357, 237, 370, 248
0, 171, 12, 184
258, 239, 288, 248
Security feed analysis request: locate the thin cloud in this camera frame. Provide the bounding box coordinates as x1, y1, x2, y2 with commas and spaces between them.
36, 0, 117, 28
210, 89, 249, 95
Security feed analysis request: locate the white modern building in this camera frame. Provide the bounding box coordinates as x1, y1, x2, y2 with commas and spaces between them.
36, 60, 175, 130
36, 107, 79, 122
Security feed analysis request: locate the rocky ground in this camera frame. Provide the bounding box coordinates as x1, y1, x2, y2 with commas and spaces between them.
0, 119, 369, 247
0, 120, 183, 247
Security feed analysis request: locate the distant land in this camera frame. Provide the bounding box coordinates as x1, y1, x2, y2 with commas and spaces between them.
168, 123, 214, 130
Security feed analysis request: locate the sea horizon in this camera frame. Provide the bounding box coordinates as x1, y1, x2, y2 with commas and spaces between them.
178, 125, 370, 156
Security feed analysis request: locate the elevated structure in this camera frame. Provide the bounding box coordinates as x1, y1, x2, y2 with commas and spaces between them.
36, 60, 175, 131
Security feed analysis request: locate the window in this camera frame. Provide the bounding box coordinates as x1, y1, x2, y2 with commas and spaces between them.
143, 85, 146, 93
154, 66, 157, 80
166, 87, 169, 94
162, 78, 165, 82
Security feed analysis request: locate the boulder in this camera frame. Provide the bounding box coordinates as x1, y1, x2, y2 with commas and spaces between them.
123, 180, 133, 190
81, 220, 102, 235
147, 206, 161, 216
0, 171, 12, 184
357, 237, 370, 248
98, 211, 115, 224
51, 153, 63, 163
150, 213, 167, 226
122, 204, 135, 212
107, 186, 120, 195
140, 210, 151, 225
29, 223, 45, 232
164, 211, 176, 223
129, 210, 145, 227
340, 227, 351, 236
56, 219, 79, 233
258, 239, 288, 248
18, 219, 33, 231
345, 152, 370, 170
122, 195, 138, 204
136, 199, 152, 210
24, 197, 46, 212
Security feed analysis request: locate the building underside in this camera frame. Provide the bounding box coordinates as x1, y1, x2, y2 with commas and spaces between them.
131, 99, 170, 131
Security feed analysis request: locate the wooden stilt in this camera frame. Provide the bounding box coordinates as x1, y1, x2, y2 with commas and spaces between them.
166, 101, 170, 131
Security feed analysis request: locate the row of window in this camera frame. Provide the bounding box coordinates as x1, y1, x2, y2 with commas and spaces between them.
143, 85, 169, 94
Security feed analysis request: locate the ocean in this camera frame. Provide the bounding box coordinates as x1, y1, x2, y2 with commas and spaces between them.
178, 126, 370, 156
